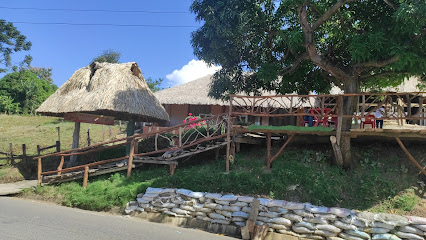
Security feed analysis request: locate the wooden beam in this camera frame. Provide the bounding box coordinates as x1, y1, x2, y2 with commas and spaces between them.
270, 134, 295, 164
395, 137, 426, 175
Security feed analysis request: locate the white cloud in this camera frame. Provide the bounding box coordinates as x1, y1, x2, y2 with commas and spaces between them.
166, 60, 221, 86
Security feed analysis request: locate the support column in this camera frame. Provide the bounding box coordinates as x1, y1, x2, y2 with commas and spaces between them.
69, 122, 80, 166
126, 120, 135, 156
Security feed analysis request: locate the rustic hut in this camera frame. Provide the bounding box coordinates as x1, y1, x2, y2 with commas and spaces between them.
37, 62, 169, 162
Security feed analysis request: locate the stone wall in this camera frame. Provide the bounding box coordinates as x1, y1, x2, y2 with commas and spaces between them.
125, 188, 426, 240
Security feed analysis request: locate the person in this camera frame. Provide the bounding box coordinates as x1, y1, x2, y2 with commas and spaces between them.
374, 106, 385, 128
303, 108, 314, 127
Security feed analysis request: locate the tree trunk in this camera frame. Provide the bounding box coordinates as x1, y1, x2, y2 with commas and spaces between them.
340, 79, 360, 168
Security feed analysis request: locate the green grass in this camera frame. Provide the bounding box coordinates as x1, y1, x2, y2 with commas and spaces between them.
19, 144, 424, 215
0, 165, 25, 183
0, 114, 122, 156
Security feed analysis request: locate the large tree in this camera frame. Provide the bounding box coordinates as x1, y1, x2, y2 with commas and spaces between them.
0, 19, 32, 72
191, 0, 425, 166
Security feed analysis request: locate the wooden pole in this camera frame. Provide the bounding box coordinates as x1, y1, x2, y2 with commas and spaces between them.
87, 127, 91, 146
56, 141, 61, 152
266, 132, 272, 169
270, 133, 295, 164
330, 136, 344, 167
56, 126, 60, 142
37, 157, 42, 186
155, 133, 158, 151
57, 156, 64, 176
22, 144, 27, 172
70, 122, 81, 165
337, 95, 343, 144
127, 139, 135, 177
83, 166, 89, 188
226, 97, 233, 172
178, 127, 182, 147
9, 143, 14, 165
126, 121, 135, 156
395, 137, 426, 175
37, 145, 41, 156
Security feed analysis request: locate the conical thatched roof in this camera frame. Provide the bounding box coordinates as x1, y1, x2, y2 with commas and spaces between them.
37, 62, 169, 122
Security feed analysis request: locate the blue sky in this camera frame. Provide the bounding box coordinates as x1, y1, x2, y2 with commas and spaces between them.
0, 0, 220, 88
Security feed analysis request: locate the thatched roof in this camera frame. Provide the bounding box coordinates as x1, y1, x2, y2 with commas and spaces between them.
37, 62, 169, 122
155, 75, 229, 106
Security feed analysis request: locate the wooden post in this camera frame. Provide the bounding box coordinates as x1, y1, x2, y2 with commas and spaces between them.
226, 97, 233, 172
337, 95, 343, 144
57, 156, 65, 176
37, 145, 41, 156
178, 127, 182, 147
169, 164, 177, 176
395, 137, 426, 175
109, 125, 112, 137
127, 139, 135, 177
406, 94, 411, 118
270, 133, 295, 164
22, 144, 27, 171
87, 127, 91, 146
37, 157, 42, 186
126, 120, 135, 156
155, 133, 158, 151
83, 166, 89, 188
56, 141, 60, 152
56, 126, 60, 142
70, 122, 81, 165
241, 198, 260, 240
330, 136, 344, 167
102, 124, 105, 141
266, 132, 271, 169
9, 143, 14, 165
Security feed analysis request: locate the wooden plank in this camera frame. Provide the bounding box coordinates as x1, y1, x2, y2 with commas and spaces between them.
41, 156, 129, 175
234, 136, 263, 145
37, 158, 42, 186
395, 137, 426, 175
270, 134, 295, 164
133, 159, 178, 165
83, 166, 89, 188
127, 139, 135, 177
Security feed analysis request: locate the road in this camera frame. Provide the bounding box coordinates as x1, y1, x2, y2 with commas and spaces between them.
0, 197, 235, 240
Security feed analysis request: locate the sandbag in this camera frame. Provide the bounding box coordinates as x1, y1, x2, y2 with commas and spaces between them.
398, 225, 425, 235
198, 208, 213, 213
292, 225, 314, 234
212, 219, 231, 225
348, 219, 367, 228
256, 216, 271, 223
152, 202, 175, 208
215, 200, 230, 205
138, 203, 151, 208
413, 224, 426, 232
232, 211, 249, 219
195, 212, 207, 217
163, 210, 178, 216
258, 211, 280, 218
234, 222, 246, 227
188, 192, 204, 198
329, 207, 353, 218
359, 228, 390, 234
231, 217, 245, 222
293, 209, 314, 218
192, 203, 205, 210
268, 207, 288, 214
180, 205, 195, 211
268, 200, 286, 207
216, 210, 232, 218
328, 237, 345, 240
222, 205, 241, 212
176, 188, 193, 197
219, 194, 238, 201
370, 222, 395, 230
395, 231, 424, 240
270, 217, 292, 226
257, 198, 270, 206
408, 216, 426, 225
125, 201, 138, 214
339, 232, 365, 240
333, 220, 358, 231
305, 203, 329, 214
314, 229, 338, 237
232, 201, 248, 207
315, 213, 337, 221
371, 234, 401, 240
345, 230, 371, 239
205, 203, 220, 209
145, 187, 164, 194
268, 223, 288, 230
294, 221, 316, 230
208, 213, 226, 220
205, 193, 222, 200
303, 217, 328, 225
196, 216, 212, 222
316, 224, 341, 233
136, 198, 150, 204
238, 196, 254, 203
172, 207, 190, 215
241, 206, 252, 213
283, 202, 305, 210
284, 213, 303, 222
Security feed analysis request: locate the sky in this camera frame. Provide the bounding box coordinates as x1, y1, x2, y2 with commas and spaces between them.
0, 0, 220, 88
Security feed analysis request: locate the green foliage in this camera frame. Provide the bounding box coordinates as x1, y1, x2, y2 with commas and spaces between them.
145, 77, 163, 92
0, 19, 32, 72
92, 49, 121, 63
0, 95, 20, 114
0, 71, 57, 115
191, 0, 426, 98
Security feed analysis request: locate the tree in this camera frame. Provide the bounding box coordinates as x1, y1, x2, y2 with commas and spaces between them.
0, 71, 57, 115
29, 67, 54, 84
191, 0, 426, 166
0, 19, 32, 72
146, 77, 163, 92
92, 49, 121, 63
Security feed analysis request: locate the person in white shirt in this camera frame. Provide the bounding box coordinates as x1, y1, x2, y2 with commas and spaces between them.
374, 106, 385, 128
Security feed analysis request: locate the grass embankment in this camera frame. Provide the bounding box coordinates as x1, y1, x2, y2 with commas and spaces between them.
20, 143, 425, 216
0, 114, 122, 156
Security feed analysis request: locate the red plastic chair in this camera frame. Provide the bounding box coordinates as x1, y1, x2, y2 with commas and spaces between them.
361, 115, 375, 128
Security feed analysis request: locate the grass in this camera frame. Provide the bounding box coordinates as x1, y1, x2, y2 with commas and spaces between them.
19, 143, 425, 216
0, 165, 25, 183
0, 114, 122, 156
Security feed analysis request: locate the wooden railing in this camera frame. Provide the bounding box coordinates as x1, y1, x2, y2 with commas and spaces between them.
34, 114, 229, 187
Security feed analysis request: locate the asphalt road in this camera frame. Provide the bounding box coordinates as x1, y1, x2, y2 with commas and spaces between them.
0, 197, 235, 240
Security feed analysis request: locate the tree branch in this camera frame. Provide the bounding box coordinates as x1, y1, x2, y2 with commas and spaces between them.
312, 0, 359, 30
360, 70, 409, 81
354, 56, 400, 69
383, 0, 397, 10
280, 52, 309, 75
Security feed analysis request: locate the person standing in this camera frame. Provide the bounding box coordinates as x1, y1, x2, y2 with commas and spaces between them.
375, 106, 385, 128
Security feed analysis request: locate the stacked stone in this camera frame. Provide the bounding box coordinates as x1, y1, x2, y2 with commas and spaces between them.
125, 188, 426, 240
